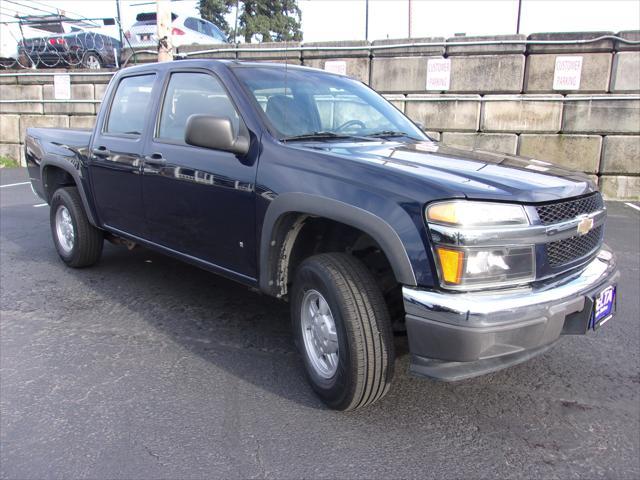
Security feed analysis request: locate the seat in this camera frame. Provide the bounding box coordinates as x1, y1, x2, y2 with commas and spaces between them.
265, 94, 314, 136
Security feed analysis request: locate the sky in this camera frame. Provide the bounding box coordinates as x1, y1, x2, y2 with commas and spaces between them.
1, 0, 639, 42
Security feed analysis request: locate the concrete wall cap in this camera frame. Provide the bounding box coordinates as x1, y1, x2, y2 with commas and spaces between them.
615, 30, 640, 52
302, 40, 370, 59
446, 34, 526, 55
371, 37, 446, 57
527, 31, 615, 53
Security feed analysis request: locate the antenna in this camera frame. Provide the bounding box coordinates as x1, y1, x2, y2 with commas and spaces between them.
283, 35, 289, 141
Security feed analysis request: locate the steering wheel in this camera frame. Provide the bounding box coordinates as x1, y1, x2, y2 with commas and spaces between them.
335, 119, 366, 132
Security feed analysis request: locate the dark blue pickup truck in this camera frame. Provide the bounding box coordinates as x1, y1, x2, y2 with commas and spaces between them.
25, 60, 619, 410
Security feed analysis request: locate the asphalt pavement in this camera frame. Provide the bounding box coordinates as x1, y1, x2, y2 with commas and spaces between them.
1, 167, 639, 479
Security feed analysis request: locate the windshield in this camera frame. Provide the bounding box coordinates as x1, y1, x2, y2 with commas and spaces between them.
233, 66, 427, 141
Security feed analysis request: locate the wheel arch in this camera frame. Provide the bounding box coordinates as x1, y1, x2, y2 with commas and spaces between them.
259, 193, 418, 297
41, 159, 99, 227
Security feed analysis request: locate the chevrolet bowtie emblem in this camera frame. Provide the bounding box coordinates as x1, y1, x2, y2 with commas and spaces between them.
577, 217, 594, 235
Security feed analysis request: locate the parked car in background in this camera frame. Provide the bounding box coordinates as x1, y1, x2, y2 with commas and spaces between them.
125, 12, 228, 48
18, 20, 121, 70
0, 23, 56, 68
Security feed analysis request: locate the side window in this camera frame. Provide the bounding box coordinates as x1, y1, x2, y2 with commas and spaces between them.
184, 17, 197, 32
197, 20, 208, 35
157, 72, 240, 143
209, 23, 227, 41
106, 74, 155, 135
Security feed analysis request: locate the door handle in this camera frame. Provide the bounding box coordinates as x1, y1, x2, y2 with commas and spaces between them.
92, 146, 110, 157
144, 153, 166, 166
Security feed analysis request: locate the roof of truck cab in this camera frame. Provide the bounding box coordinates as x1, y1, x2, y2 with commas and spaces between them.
117, 59, 337, 76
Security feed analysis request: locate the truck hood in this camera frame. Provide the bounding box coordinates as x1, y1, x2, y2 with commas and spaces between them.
296, 140, 595, 203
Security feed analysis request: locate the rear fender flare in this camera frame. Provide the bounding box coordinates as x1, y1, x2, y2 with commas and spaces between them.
41, 157, 99, 227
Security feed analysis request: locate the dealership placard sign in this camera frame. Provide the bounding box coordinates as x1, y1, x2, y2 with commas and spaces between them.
553, 56, 583, 90
54, 74, 71, 100
426, 58, 451, 91
324, 61, 347, 76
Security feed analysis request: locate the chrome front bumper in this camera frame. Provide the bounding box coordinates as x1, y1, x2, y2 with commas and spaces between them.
403, 247, 619, 381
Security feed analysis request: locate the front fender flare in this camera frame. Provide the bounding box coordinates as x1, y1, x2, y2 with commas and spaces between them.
259, 193, 418, 295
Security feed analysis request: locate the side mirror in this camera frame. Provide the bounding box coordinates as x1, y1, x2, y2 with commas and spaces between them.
414, 121, 425, 131
185, 114, 249, 156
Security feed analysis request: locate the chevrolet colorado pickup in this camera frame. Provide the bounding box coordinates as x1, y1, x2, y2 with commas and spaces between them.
26, 60, 619, 410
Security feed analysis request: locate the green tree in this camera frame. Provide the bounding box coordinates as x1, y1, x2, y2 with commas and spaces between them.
197, 0, 232, 36
198, 0, 303, 43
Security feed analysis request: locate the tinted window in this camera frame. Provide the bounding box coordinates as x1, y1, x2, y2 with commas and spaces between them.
158, 72, 240, 142
314, 93, 389, 133
106, 74, 155, 135
200, 21, 224, 40
234, 67, 426, 139
184, 17, 198, 31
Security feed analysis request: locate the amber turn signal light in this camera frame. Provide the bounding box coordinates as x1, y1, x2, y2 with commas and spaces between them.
435, 247, 464, 285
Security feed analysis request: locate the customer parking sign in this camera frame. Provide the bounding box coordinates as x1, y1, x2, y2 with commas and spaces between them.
553, 56, 583, 90
426, 58, 451, 91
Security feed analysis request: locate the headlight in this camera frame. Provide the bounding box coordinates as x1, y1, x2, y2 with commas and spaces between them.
427, 201, 529, 227
434, 245, 535, 288
426, 201, 534, 289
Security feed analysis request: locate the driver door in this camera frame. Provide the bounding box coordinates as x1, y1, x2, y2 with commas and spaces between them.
141, 70, 258, 278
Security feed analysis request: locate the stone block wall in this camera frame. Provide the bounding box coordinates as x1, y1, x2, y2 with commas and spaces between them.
0, 32, 638, 199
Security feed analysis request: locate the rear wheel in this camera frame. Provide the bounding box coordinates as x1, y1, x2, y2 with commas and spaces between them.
50, 187, 103, 267
291, 253, 394, 410
82, 52, 102, 70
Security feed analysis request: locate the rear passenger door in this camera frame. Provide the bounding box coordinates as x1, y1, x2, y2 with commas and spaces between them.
89, 73, 158, 236
141, 70, 258, 279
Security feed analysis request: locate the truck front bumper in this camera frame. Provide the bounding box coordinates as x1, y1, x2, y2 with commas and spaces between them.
403, 247, 619, 381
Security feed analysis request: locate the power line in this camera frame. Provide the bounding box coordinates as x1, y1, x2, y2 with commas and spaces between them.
2, 0, 59, 17
28, 0, 97, 22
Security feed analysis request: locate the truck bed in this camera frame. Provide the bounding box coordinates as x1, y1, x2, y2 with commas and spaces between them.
25, 127, 93, 201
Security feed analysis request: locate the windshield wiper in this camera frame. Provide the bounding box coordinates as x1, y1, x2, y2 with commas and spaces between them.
364, 130, 413, 138
282, 131, 374, 142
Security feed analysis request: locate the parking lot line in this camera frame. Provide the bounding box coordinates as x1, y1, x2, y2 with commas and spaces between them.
33, 203, 48, 208
624, 202, 640, 212
0, 181, 30, 188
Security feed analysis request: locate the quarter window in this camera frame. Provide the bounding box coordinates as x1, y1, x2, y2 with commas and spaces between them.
106, 74, 155, 135
158, 72, 240, 142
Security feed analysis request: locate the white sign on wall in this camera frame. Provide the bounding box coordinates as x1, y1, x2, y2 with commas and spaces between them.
324, 60, 347, 76
553, 56, 583, 90
426, 58, 451, 91
53, 74, 71, 100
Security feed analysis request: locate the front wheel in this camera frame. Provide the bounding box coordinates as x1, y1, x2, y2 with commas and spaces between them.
291, 253, 395, 411
50, 187, 103, 267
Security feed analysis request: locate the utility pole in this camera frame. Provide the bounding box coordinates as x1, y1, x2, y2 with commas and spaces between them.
115, 0, 123, 46
365, 0, 369, 41
233, 0, 239, 44
516, 0, 523, 34
156, 0, 172, 62
408, 0, 412, 38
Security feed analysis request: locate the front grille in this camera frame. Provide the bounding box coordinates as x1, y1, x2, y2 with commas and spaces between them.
535, 193, 604, 225
546, 225, 603, 267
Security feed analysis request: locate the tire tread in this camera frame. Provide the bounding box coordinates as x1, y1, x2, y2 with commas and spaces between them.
51, 187, 103, 267
299, 253, 394, 410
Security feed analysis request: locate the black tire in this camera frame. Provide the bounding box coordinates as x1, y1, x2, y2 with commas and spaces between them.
50, 187, 103, 267
291, 253, 395, 411
82, 51, 102, 70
